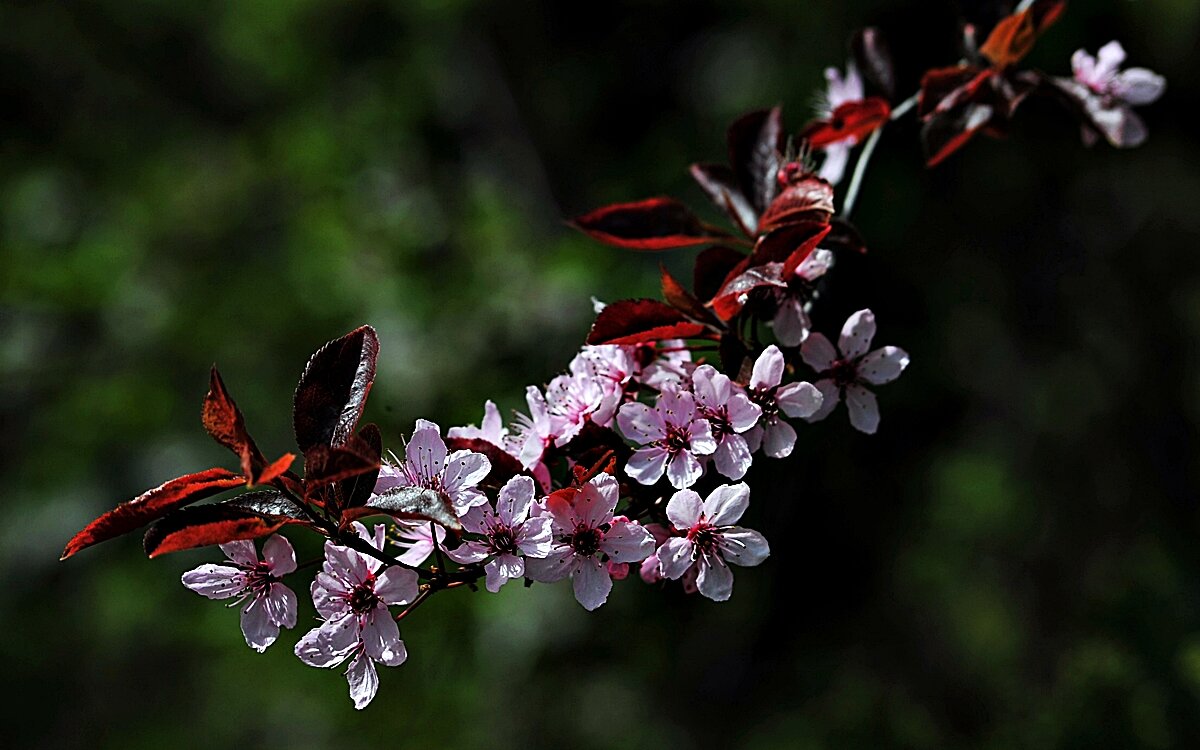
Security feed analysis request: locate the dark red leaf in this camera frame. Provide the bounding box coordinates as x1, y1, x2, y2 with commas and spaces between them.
303, 434, 381, 492
852, 27, 895, 98
587, 299, 712, 345
569, 198, 729, 250
660, 264, 718, 324
293, 325, 379, 454
758, 173, 836, 231
750, 221, 831, 268
688, 164, 757, 236
918, 66, 988, 117
61, 468, 245, 559
143, 505, 291, 558
979, 0, 1065, 69
445, 437, 528, 490
801, 98, 891, 148
253, 453, 295, 486
693, 246, 748, 303
922, 103, 995, 166
709, 263, 787, 320
202, 367, 265, 478
349, 486, 461, 531
727, 107, 784, 215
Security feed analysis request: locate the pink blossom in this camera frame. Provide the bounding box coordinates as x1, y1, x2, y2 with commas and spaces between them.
569, 345, 639, 388
447, 399, 509, 445
638, 523, 672, 584
637, 339, 695, 390
508, 385, 556, 491
182, 535, 298, 653
691, 364, 761, 480
771, 249, 834, 347
742, 345, 823, 458
800, 308, 909, 434
294, 523, 419, 710
657, 483, 770, 602
618, 389, 718, 489
816, 63, 866, 184
1056, 41, 1166, 148
546, 372, 621, 447
525, 473, 655, 610
372, 419, 491, 515
444, 475, 554, 592
390, 520, 446, 567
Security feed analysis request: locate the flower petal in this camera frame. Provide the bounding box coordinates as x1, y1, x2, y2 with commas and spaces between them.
239, 596, 280, 652
346, 651, 380, 710
294, 626, 346, 668
838, 309, 876, 359
525, 547, 577, 583
719, 527, 771, 567
858, 346, 909, 385
696, 558, 734, 601
666, 489, 703, 530
405, 423, 447, 484
800, 332, 838, 373
665, 450, 705, 489
219, 540, 258, 567
374, 567, 420, 606
726, 392, 762, 433
600, 518, 654, 563
362, 607, 407, 666
704, 482, 750, 526
516, 516, 554, 558
577, 473, 619, 528
772, 297, 810, 347
445, 539, 490, 564
845, 384, 881, 434
1114, 67, 1165, 106
264, 583, 298, 629
750, 345, 785, 390
761, 419, 797, 459
572, 558, 613, 611
804, 379, 840, 423
776, 381, 823, 419
262, 534, 297, 576
625, 446, 669, 486
181, 564, 244, 599
658, 537, 695, 580
441, 450, 491, 495
496, 475, 536, 526
712, 435, 753, 480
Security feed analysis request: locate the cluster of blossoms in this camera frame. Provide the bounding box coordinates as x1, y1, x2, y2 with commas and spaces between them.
61, 1, 1162, 711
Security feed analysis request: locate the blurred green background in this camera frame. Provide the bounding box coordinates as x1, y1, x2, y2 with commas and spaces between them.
2, 0, 1197, 747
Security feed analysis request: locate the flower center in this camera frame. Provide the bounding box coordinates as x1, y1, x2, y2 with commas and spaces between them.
663, 424, 691, 454
348, 583, 381, 614
490, 525, 519, 555
702, 407, 733, 438
567, 526, 603, 557
748, 388, 779, 420
829, 358, 858, 387
687, 523, 719, 556
776, 161, 805, 186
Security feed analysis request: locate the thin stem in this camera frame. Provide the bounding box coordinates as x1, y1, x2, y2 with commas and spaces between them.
842, 126, 883, 219
890, 92, 918, 121
395, 587, 434, 622
429, 522, 447, 578
1016, 0, 1034, 12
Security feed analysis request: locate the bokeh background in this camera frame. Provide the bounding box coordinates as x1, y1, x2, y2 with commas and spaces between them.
2, 0, 1197, 747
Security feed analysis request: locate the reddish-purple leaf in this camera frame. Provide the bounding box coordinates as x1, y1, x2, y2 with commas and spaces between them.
693, 246, 748, 303
303, 434, 381, 493
852, 27, 896, 98
569, 198, 729, 250
61, 468, 246, 559
340, 423, 382, 510
688, 164, 758, 236
660, 264, 719, 325
348, 486, 461, 531
750, 221, 831, 268
293, 325, 379, 454
801, 98, 891, 148
253, 453, 295, 486
758, 173, 836, 231
727, 107, 784, 215
979, 0, 1065, 69
445, 437, 528, 490
587, 299, 712, 345
202, 366, 265, 478
143, 505, 291, 558
709, 263, 787, 320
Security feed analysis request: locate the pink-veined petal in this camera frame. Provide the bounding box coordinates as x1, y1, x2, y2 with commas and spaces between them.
405, 424, 447, 484
264, 583, 298, 629
726, 391, 762, 433
838, 309, 876, 359
625, 446, 669, 486
181, 564, 244, 600
800, 333, 838, 373
761, 419, 797, 459
719, 527, 771, 567
294, 626, 346, 668
688, 420, 718, 456
712, 434, 753, 480
496, 475, 536, 526
696, 557, 734, 602
362, 607, 406, 666
487, 553, 524, 593
658, 537, 695, 580
704, 482, 750, 526
804, 379, 840, 423
442, 450, 491, 494
445, 539, 490, 564
261, 534, 296, 576
772, 297, 810, 347
577, 473, 619, 528
665, 450, 705, 489
845, 383, 881, 434
750, 345, 785, 390
666, 489, 703, 530
572, 558, 614, 611
346, 651, 380, 710
743, 425, 762, 453
239, 596, 280, 653
858, 346, 910, 385
616, 401, 665, 445
374, 567, 420, 606
312, 578, 348, 620
525, 546, 578, 583
690, 365, 728, 412
1114, 67, 1165, 105
321, 612, 363, 655
516, 516, 554, 557
657, 388, 696, 427
219, 540, 258, 567
600, 518, 654, 563
776, 381, 823, 419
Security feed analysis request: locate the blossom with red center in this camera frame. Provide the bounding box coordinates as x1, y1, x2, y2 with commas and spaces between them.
617, 389, 718, 489
691, 364, 762, 480
525, 473, 655, 610
181, 535, 298, 653
447, 399, 509, 445
546, 371, 621, 447
390, 520, 446, 567
445, 475, 554, 592
771, 247, 834, 347
294, 523, 419, 710
742, 345, 823, 458
656, 483, 770, 601
800, 308, 909, 434
1053, 40, 1166, 148
372, 419, 491, 515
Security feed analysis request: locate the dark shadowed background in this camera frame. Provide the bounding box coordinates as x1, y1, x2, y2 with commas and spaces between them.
2, 1, 1197, 747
